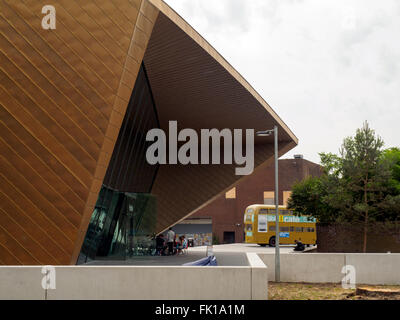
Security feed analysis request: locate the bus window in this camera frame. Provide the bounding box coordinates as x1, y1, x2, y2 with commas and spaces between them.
296, 227, 304, 232
280, 210, 289, 215
268, 225, 275, 232
259, 209, 268, 214
246, 224, 252, 231
290, 226, 294, 232
280, 226, 290, 232
258, 214, 267, 232
244, 209, 254, 223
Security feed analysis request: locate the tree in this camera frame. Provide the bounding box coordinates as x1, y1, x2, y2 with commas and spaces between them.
288, 176, 339, 223
288, 121, 399, 253
288, 152, 349, 223
378, 148, 400, 220
382, 148, 400, 194
338, 121, 391, 252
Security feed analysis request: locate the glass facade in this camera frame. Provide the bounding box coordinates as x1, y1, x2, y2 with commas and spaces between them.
78, 64, 160, 263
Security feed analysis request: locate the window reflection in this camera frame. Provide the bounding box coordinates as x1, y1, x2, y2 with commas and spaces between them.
78, 63, 160, 264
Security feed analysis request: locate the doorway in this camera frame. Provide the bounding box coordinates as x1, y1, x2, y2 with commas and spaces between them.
223, 231, 235, 244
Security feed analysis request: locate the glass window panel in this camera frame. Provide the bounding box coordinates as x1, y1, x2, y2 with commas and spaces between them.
78, 63, 160, 264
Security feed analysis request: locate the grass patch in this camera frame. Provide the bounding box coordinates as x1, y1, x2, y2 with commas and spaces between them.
268, 282, 400, 300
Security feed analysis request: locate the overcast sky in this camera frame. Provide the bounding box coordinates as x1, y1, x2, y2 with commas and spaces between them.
164, 0, 400, 164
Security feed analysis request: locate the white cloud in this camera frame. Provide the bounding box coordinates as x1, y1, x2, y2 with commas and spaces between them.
165, 0, 400, 163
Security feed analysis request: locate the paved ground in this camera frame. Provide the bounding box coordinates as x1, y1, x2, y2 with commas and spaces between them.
84, 251, 206, 266
191, 243, 303, 254
84, 250, 248, 266
83, 243, 316, 266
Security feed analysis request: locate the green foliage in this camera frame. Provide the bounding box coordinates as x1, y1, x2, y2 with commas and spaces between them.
288, 121, 400, 224
336, 121, 391, 223
382, 148, 400, 194
287, 176, 339, 223
319, 152, 342, 177
378, 148, 400, 220
212, 234, 220, 245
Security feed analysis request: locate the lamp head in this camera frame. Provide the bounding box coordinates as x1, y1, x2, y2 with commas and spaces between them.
256, 129, 274, 137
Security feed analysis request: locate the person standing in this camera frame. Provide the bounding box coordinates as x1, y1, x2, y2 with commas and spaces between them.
156, 234, 166, 256
166, 227, 175, 255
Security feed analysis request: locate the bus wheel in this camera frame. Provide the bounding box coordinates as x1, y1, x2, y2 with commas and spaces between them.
258, 244, 267, 247
269, 236, 276, 247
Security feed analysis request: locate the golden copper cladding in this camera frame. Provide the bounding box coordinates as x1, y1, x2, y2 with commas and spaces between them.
0, 0, 296, 265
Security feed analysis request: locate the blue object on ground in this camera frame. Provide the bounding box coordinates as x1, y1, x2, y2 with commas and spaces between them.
183, 255, 217, 266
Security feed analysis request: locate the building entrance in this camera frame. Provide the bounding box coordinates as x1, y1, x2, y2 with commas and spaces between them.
223, 231, 235, 244
79, 187, 157, 263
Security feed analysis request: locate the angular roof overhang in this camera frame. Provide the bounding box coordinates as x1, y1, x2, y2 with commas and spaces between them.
146, 0, 297, 145
143, 1, 298, 231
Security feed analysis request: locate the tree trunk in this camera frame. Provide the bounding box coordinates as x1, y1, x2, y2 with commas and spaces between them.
363, 182, 368, 253
363, 211, 368, 253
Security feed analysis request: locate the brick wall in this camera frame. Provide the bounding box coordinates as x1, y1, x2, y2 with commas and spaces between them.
317, 222, 400, 253
192, 158, 322, 243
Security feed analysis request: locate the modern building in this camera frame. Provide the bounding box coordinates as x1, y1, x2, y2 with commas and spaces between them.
174, 157, 321, 244
0, 0, 297, 265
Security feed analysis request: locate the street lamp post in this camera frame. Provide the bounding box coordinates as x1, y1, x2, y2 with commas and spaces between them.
256, 125, 280, 282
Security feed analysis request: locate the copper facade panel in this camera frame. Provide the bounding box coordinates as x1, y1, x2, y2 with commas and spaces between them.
0, 0, 296, 265
0, 0, 156, 264
69, 0, 159, 263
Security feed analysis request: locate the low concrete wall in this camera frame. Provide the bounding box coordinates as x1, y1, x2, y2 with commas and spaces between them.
0, 267, 45, 300
259, 252, 400, 285
346, 253, 400, 285
259, 253, 345, 283
246, 253, 268, 299
0, 255, 268, 300
48, 266, 252, 300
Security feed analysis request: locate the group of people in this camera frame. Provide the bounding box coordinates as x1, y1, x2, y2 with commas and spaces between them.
155, 228, 188, 256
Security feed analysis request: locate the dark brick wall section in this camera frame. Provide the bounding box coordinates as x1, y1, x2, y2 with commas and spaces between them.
317, 223, 400, 253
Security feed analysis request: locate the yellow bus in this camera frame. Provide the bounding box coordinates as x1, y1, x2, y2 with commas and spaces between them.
244, 204, 317, 247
